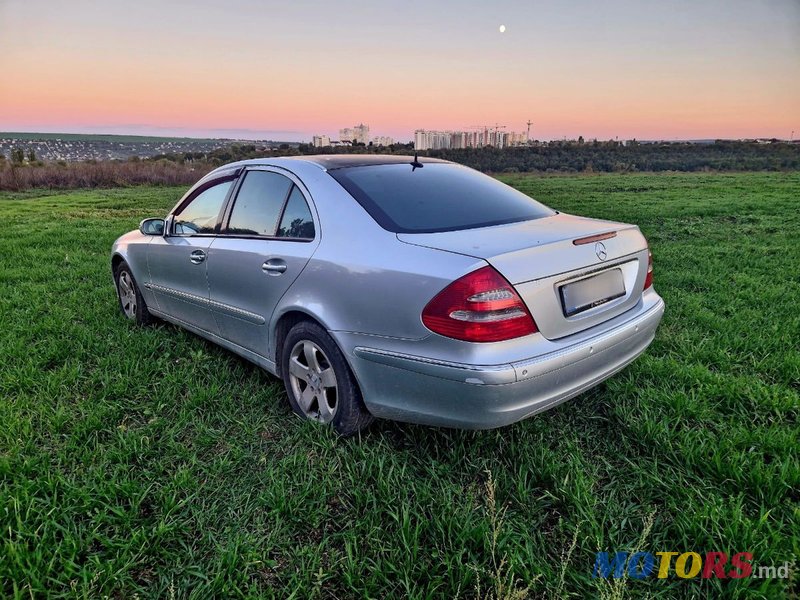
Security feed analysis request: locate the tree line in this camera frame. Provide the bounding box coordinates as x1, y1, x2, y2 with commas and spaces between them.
158, 140, 800, 173
3, 140, 798, 191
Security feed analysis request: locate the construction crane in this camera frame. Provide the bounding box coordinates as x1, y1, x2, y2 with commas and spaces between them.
466, 124, 507, 146
466, 124, 507, 132
491, 123, 506, 147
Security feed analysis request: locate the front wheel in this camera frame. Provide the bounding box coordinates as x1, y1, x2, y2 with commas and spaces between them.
281, 321, 372, 436
114, 262, 154, 326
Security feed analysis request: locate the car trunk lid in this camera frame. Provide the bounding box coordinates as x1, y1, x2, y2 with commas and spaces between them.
398, 213, 650, 340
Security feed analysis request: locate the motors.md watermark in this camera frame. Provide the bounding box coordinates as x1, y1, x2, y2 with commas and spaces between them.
592, 551, 792, 580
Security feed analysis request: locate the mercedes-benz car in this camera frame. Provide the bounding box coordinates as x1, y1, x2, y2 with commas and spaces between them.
111, 155, 664, 435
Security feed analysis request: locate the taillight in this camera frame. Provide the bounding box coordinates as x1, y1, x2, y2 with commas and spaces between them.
422, 266, 538, 342
644, 249, 653, 290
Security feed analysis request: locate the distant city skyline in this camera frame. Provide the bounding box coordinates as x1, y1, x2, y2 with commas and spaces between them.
1, 0, 798, 141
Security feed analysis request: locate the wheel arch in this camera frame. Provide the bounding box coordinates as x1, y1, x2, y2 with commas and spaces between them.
111, 252, 127, 279
272, 309, 328, 377
111, 252, 125, 269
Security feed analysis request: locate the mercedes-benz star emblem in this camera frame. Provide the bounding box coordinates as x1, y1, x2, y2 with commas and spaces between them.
595, 241, 608, 261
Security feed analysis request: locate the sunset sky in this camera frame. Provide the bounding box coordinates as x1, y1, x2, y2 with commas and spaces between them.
1, 0, 798, 142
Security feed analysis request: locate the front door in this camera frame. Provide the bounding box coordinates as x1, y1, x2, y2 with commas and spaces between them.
206, 168, 319, 356
147, 177, 234, 333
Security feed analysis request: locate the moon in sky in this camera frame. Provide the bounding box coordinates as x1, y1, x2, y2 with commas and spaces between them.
499, 25, 506, 33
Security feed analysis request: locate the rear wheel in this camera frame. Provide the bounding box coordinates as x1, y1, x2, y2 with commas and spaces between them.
282, 321, 372, 436
114, 262, 154, 326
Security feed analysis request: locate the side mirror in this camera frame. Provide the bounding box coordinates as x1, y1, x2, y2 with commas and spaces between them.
139, 218, 165, 236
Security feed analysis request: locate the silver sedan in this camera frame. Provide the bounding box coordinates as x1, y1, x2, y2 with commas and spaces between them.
111, 155, 665, 435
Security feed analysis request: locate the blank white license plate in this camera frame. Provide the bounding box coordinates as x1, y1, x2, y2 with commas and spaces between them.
560, 268, 625, 317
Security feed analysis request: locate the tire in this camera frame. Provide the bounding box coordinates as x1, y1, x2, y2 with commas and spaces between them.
281, 321, 373, 436
114, 261, 154, 326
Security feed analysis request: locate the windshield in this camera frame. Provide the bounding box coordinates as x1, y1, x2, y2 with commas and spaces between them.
329, 163, 555, 233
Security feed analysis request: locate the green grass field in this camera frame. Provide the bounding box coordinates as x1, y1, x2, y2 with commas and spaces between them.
1, 173, 798, 599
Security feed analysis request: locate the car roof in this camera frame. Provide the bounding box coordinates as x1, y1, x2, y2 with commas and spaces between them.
208, 154, 451, 177
294, 154, 451, 170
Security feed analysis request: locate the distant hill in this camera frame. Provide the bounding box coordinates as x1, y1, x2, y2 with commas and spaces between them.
0, 132, 299, 162
0, 132, 227, 144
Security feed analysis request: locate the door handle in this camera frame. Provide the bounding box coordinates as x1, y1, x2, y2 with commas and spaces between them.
190, 249, 206, 264
262, 259, 287, 275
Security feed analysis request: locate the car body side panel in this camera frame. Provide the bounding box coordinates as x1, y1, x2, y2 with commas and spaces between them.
145, 235, 218, 333
111, 231, 157, 308
207, 237, 319, 356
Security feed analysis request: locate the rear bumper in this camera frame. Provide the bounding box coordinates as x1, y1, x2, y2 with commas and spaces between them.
337, 293, 665, 429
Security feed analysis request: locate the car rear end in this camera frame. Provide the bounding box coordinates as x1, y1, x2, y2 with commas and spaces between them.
325, 160, 665, 428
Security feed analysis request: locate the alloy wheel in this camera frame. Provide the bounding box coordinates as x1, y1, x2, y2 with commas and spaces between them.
288, 340, 338, 423
118, 271, 137, 319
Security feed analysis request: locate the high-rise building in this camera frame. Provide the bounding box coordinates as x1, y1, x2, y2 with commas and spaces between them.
414, 127, 528, 150
503, 131, 526, 147
372, 136, 394, 146
451, 131, 467, 149
312, 134, 331, 148
414, 130, 453, 151
339, 123, 370, 145
414, 130, 428, 150
339, 128, 354, 142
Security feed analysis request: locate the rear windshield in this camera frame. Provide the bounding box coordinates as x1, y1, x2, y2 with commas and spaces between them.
329, 163, 555, 233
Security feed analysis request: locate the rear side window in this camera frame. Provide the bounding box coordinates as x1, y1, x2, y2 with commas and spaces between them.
228, 171, 293, 236
329, 163, 555, 233
277, 187, 315, 239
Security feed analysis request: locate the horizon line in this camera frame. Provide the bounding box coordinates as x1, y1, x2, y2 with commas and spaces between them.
1, 129, 796, 144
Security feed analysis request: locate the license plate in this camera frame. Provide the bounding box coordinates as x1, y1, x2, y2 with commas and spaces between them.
560, 268, 625, 317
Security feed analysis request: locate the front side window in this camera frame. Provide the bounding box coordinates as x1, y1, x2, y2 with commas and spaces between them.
174, 179, 233, 235
227, 171, 293, 236
277, 186, 315, 239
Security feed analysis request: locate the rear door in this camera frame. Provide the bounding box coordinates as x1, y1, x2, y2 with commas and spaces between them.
206, 167, 319, 356
146, 176, 235, 332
